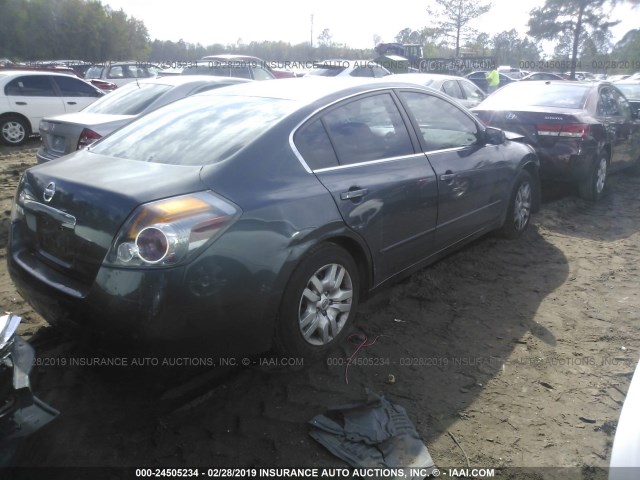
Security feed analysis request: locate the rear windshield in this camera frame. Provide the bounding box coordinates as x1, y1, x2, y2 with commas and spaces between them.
90, 94, 296, 165
85, 66, 104, 79
308, 66, 346, 77
480, 82, 590, 109
84, 83, 172, 115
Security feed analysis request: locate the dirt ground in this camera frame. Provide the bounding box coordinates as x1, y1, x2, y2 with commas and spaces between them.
1, 139, 639, 479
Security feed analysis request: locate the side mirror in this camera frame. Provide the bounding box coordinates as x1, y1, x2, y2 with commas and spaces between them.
484, 126, 506, 145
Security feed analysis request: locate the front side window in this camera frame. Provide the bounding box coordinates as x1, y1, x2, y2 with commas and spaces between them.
400, 91, 479, 151
52, 76, 101, 97
459, 80, 484, 101
321, 93, 413, 165
442, 80, 463, 99
5, 75, 56, 96
107, 66, 124, 78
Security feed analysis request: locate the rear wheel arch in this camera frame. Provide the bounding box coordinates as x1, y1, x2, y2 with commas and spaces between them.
273, 239, 367, 360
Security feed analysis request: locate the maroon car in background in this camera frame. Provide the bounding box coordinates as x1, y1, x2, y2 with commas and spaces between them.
473, 81, 640, 201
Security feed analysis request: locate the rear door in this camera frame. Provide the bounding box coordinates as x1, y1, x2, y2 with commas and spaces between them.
397, 90, 509, 251
596, 86, 634, 168
4, 75, 65, 132
294, 91, 439, 282
51, 75, 102, 112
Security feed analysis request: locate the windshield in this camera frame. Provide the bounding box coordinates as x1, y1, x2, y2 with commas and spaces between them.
479, 82, 590, 109
83, 83, 172, 115
616, 84, 640, 100
90, 94, 297, 166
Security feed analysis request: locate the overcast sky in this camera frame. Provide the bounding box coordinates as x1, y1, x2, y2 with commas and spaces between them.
102, 0, 638, 52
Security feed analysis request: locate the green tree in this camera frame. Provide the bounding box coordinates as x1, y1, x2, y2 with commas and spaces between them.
426, 0, 492, 57
491, 30, 541, 68
528, 0, 620, 79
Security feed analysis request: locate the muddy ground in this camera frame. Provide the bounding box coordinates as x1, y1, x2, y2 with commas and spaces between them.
1, 140, 639, 479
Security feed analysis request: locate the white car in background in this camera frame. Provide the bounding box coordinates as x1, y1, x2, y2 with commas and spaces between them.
307, 60, 391, 78
380, 73, 487, 109
0, 70, 103, 146
84, 62, 160, 87
37, 75, 250, 163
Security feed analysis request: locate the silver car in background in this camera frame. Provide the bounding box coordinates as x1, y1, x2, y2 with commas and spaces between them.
37, 75, 250, 163
381, 73, 487, 108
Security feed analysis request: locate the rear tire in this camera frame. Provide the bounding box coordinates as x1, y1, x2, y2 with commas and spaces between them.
0, 115, 30, 146
578, 154, 608, 202
274, 243, 359, 362
500, 170, 533, 239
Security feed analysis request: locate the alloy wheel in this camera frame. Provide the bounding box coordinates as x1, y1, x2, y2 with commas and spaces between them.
298, 263, 353, 346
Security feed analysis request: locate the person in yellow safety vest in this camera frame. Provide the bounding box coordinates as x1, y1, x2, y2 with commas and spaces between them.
486, 69, 499, 93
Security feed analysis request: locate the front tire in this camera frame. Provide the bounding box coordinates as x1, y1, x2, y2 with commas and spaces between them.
578, 154, 607, 202
0, 115, 30, 146
274, 243, 359, 362
500, 170, 533, 239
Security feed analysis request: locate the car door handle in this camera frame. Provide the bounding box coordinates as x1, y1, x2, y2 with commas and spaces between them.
15, 101, 27, 105
440, 172, 456, 184
340, 188, 368, 200
67, 101, 77, 105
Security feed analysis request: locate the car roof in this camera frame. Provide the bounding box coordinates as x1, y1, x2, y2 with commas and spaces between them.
199, 76, 434, 104
200, 54, 264, 62
131, 75, 250, 87
387, 73, 466, 82
0, 69, 82, 79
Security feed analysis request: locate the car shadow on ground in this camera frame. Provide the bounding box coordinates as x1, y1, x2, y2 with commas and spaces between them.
14, 223, 569, 472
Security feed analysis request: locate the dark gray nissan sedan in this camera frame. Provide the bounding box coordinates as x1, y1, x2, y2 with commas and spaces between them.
8, 78, 540, 360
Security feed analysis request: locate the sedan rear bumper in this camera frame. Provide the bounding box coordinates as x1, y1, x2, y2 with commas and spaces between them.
8, 231, 277, 357
536, 142, 598, 183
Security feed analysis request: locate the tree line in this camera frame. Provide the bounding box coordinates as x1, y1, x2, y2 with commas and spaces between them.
0, 0, 638, 74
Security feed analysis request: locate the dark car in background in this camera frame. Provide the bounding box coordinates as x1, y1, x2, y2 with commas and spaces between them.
473, 81, 640, 201
37, 75, 250, 163
184, 55, 276, 80
9, 78, 539, 362
465, 71, 516, 93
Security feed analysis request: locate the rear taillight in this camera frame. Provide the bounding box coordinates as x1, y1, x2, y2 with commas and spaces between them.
537, 123, 589, 138
77, 128, 102, 149
104, 191, 241, 268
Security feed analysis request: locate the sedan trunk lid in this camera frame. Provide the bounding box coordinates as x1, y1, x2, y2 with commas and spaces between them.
16, 151, 205, 286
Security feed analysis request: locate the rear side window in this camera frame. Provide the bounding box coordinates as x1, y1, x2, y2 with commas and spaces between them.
5, 75, 56, 96
52, 76, 101, 97
294, 119, 339, 170
90, 95, 296, 166
321, 93, 414, 165
84, 83, 171, 115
